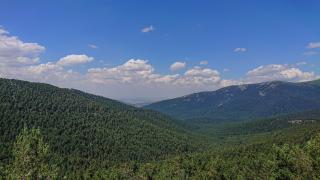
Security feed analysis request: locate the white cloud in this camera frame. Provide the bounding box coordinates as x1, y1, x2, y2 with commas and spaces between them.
28, 62, 62, 74
304, 51, 318, 56
234, 47, 247, 52
200, 60, 208, 65
0, 28, 8, 34
86, 60, 226, 98
87, 59, 154, 84
88, 44, 98, 49
296, 61, 307, 66
0, 26, 319, 100
307, 42, 320, 49
0, 27, 45, 66
245, 64, 317, 83
141, 25, 155, 33
170, 61, 186, 71
177, 66, 221, 86
86, 60, 223, 88
57, 54, 94, 66
0, 27, 92, 88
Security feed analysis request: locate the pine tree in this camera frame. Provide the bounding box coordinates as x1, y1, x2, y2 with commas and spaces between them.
306, 133, 320, 178
7, 127, 58, 179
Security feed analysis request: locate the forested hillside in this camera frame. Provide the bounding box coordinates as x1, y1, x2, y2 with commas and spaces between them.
146, 80, 320, 122
92, 111, 320, 179
193, 109, 320, 139
1, 78, 320, 179
0, 78, 202, 177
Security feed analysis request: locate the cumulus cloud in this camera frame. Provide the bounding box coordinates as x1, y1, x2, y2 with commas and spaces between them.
29, 62, 62, 74
245, 64, 317, 83
170, 61, 186, 71
234, 48, 247, 52
0, 27, 45, 66
0, 27, 92, 88
176, 66, 221, 86
57, 54, 94, 66
200, 60, 208, 65
87, 59, 154, 84
0, 26, 319, 100
87, 60, 223, 88
307, 42, 320, 49
141, 25, 155, 33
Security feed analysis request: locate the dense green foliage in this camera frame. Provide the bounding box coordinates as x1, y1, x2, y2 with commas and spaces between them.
91, 121, 320, 179
6, 128, 58, 179
194, 109, 320, 139
0, 78, 201, 176
4, 120, 320, 179
146, 80, 320, 122
2, 78, 320, 179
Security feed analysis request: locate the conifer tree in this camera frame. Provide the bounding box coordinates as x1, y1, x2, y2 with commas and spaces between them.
7, 127, 58, 179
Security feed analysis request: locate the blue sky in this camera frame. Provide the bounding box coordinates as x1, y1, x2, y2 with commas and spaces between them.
0, 0, 320, 101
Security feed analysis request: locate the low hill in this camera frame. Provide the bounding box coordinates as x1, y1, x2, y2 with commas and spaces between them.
145, 80, 320, 122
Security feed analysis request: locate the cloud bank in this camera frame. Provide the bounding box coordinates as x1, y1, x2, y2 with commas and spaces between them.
0, 27, 318, 100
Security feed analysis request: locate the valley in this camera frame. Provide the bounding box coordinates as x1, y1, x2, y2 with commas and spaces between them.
1, 78, 320, 179
2, 1, 320, 178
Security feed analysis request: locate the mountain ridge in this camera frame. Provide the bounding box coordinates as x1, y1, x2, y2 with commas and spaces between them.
145, 79, 320, 122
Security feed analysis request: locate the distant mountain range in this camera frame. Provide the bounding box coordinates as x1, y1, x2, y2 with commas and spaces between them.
145, 79, 320, 122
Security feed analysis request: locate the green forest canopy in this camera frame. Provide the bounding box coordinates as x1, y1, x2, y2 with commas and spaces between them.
1, 78, 320, 179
